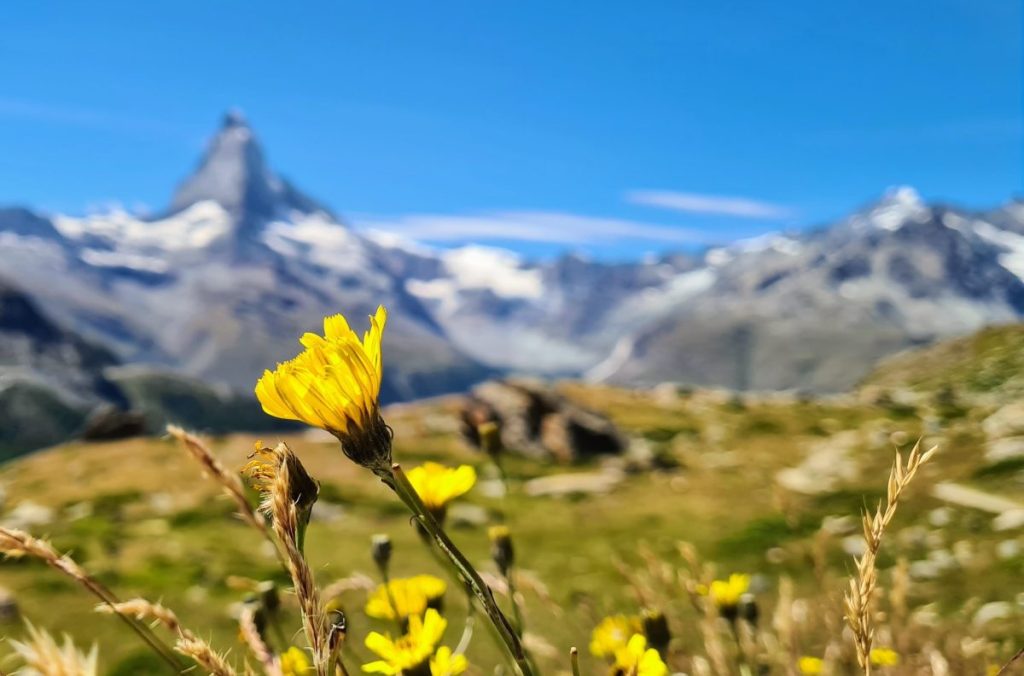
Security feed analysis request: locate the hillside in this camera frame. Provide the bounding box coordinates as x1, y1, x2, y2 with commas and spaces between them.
2, 369, 1023, 673
863, 323, 1024, 399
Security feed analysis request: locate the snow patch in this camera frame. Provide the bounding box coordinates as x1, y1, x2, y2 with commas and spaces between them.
441, 246, 543, 299
869, 186, 929, 231
55, 201, 231, 251
80, 249, 169, 273
585, 335, 635, 382
973, 221, 1024, 281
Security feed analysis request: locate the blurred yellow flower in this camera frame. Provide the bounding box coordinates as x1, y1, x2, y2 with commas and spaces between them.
362, 608, 447, 675
590, 614, 642, 658
255, 307, 392, 471
708, 573, 750, 608
406, 463, 476, 518
365, 575, 447, 621
798, 656, 824, 674
870, 648, 899, 667
429, 646, 468, 676
612, 634, 668, 676
280, 646, 313, 675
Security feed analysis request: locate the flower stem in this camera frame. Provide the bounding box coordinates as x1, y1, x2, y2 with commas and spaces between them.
384, 464, 534, 676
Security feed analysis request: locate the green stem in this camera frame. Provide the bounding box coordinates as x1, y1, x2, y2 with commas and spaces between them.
378, 567, 406, 634
384, 464, 534, 676
570, 647, 581, 676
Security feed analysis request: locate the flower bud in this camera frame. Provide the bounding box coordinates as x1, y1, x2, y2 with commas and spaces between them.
256, 580, 280, 614
488, 525, 515, 576
739, 593, 759, 627
642, 608, 671, 653
478, 421, 503, 457
371, 534, 392, 571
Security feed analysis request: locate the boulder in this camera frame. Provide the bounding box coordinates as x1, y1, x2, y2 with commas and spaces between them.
80, 405, 148, 441
460, 379, 626, 462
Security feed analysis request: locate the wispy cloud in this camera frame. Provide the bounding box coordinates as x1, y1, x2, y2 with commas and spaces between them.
0, 98, 185, 137
626, 189, 793, 219
354, 210, 705, 245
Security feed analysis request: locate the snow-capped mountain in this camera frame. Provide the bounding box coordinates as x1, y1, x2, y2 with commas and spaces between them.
590, 187, 1024, 391
2, 111, 1024, 434
0, 112, 493, 405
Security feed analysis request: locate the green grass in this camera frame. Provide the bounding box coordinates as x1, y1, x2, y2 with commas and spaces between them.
1, 378, 1022, 672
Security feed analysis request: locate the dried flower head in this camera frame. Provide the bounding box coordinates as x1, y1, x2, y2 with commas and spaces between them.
255, 307, 392, 473
244, 442, 320, 520
9, 621, 98, 676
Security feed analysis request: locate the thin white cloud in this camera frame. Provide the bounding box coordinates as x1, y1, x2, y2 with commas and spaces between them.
626, 189, 792, 219
354, 210, 705, 245
0, 98, 185, 137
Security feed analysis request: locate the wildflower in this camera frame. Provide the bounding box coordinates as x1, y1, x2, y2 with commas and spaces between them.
280, 646, 313, 675
405, 462, 477, 521
870, 648, 899, 667
611, 634, 668, 676
705, 573, 750, 621
488, 525, 515, 576
362, 608, 447, 675
365, 575, 447, 622
255, 307, 392, 473
798, 656, 824, 674
429, 646, 468, 676
590, 614, 642, 659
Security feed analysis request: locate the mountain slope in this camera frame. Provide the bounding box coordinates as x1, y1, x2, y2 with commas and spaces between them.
1, 112, 1023, 434
862, 323, 1024, 398
592, 189, 1024, 391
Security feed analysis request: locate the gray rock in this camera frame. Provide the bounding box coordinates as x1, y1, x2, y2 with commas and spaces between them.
462, 380, 626, 462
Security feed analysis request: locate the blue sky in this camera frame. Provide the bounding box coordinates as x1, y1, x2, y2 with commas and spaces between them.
0, 1, 1020, 258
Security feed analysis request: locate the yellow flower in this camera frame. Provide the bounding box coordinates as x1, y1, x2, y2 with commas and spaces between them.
280, 646, 313, 675
798, 656, 824, 675
362, 608, 447, 675
612, 634, 668, 676
590, 615, 642, 659
708, 573, 750, 609
365, 575, 447, 621
870, 648, 899, 667
255, 307, 392, 471
405, 463, 476, 519
429, 646, 467, 676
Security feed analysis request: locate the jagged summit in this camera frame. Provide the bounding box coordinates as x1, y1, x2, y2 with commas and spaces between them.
169, 111, 334, 226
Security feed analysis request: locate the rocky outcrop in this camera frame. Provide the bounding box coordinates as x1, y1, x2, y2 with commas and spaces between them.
460, 380, 625, 463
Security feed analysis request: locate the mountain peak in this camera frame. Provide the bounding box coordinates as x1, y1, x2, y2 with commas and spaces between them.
221, 107, 249, 129
169, 111, 334, 226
